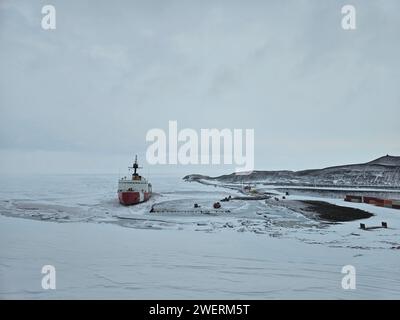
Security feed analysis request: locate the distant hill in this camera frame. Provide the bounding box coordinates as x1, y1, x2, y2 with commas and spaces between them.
183, 155, 400, 188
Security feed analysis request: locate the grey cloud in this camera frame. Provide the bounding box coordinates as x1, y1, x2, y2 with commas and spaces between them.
0, 0, 399, 174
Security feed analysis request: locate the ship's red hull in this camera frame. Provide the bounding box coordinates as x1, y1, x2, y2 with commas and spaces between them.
118, 191, 151, 206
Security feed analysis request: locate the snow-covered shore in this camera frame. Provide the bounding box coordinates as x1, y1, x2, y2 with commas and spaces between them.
1, 214, 400, 299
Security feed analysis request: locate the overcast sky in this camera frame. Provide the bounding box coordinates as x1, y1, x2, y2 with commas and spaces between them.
0, 0, 399, 175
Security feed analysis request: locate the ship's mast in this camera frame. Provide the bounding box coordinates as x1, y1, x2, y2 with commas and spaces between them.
128, 155, 141, 177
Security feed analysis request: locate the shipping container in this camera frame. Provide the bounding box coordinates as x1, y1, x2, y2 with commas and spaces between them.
392, 200, 400, 206
363, 196, 384, 204
363, 196, 374, 203
345, 195, 362, 203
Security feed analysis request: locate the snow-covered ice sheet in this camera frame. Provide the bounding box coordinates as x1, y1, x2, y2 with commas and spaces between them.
1, 215, 399, 299
0, 174, 400, 298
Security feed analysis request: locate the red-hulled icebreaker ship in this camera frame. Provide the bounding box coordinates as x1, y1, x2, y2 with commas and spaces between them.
118, 156, 152, 205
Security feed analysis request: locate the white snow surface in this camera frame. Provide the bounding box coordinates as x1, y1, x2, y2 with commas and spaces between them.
0, 174, 399, 299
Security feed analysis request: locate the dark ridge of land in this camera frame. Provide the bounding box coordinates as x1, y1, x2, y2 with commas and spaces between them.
299, 200, 374, 222
183, 155, 400, 187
